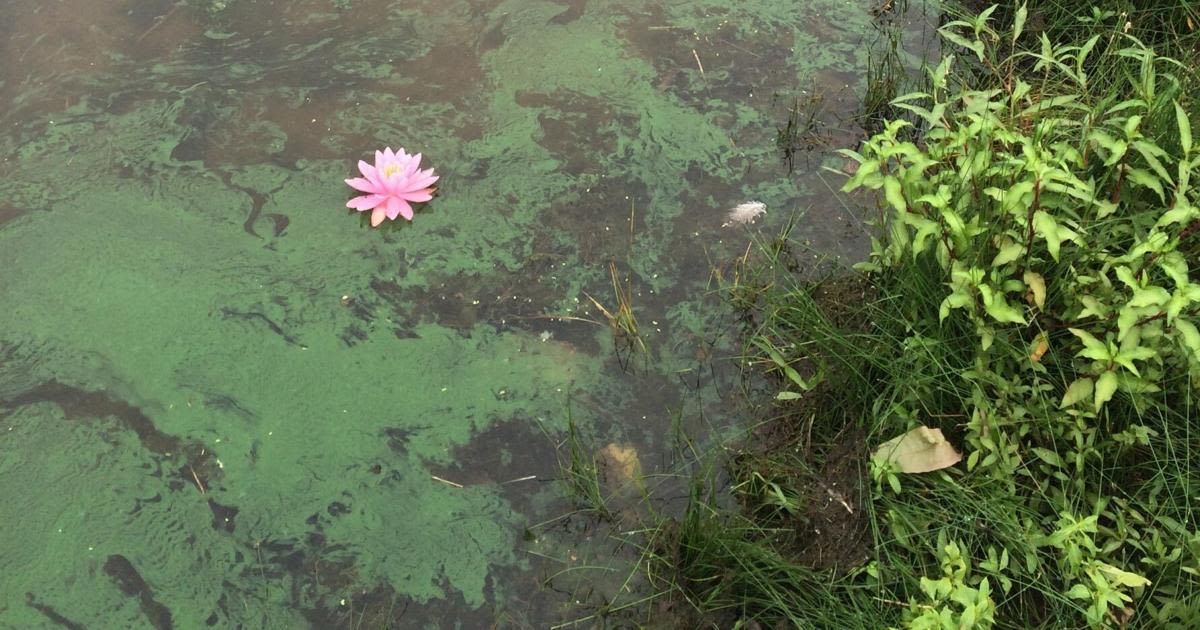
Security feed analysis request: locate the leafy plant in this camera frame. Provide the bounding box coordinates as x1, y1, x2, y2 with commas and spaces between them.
828, 5, 1200, 626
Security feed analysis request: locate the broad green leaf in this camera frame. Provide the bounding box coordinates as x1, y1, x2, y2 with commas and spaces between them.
1156, 202, 1198, 228
979, 284, 1026, 324
939, 28, 985, 61
1032, 211, 1075, 261
992, 242, 1024, 267
1158, 252, 1189, 287
1061, 378, 1094, 408
1012, 3, 1027, 44
1175, 100, 1192, 155
1095, 371, 1118, 410
1113, 306, 1142, 343
1068, 584, 1092, 600
1078, 296, 1110, 319
842, 157, 880, 191
1031, 447, 1064, 468
931, 55, 954, 89
1107, 99, 1145, 115
1070, 328, 1111, 361
1003, 180, 1035, 216
883, 175, 907, 213
1113, 346, 1154, 377
939, 291, 973, 322
1129, 285, 1170, 308
1089, 130, 1127, 165
980, 326, 995, 350
942, 208, 968, 247
1127, 167, 1166, 202
1024, 271, 1046, 309
1077, 35, 1101, 75
1167, 290, 1189, 323
1096, 563, 1151, 589
1115, 265, 1140, 289
1175, 319, 1200, 359
1132, 140, 1173, 184
1125, 115, 1144, 139
1094, 199, 1118, 218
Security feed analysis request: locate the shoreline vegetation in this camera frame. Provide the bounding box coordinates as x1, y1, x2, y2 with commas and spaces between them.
562, 2, 1200, 628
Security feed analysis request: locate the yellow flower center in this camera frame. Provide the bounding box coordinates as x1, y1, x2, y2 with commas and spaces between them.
381, 164, 403, 178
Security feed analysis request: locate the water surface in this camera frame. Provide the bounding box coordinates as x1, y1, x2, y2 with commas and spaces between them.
0, 0, 900, 626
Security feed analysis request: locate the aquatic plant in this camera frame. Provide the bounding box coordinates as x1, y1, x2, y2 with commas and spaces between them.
345, 147, 438, 227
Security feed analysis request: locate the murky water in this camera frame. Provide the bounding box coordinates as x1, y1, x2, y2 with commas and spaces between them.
0, 0, 924, 626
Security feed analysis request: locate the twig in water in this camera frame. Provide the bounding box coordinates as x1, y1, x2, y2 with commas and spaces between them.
188, 466, 206, 494
431, 475, 463, 488
691, 49, 706, 77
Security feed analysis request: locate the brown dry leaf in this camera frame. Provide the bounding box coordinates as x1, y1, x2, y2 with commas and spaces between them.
1029, 332, 1049, 363
871, 426, 962, 473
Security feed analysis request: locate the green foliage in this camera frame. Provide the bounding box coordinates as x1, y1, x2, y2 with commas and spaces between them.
825, 5, 1200, 627
902, 536, 997, 630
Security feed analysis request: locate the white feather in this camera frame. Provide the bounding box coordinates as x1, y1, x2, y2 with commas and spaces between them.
724, 201, 766, 226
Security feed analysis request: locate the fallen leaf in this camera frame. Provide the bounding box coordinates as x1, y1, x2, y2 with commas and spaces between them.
871, 426, 962, 473
1029, 332, 1049, 362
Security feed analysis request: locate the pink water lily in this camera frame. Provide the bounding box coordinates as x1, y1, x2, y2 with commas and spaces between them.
345, 147, 438, 227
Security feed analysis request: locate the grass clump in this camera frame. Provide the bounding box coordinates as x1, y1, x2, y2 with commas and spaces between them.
639, 3, 1200, 628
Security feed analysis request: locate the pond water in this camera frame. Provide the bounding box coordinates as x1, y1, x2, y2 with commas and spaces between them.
0, 0, 926, 626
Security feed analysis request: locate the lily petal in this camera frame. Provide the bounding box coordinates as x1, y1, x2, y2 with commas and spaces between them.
398, 189, 434, 203
384, 196, 414, 220
345, 177, 381, 193
405, 174, 439, 190
370, 207, 387, 227
358, 160, 382, 187
347, 194, 385, 210
404, 153, 422, 177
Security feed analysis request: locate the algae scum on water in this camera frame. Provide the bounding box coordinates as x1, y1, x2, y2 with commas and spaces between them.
0, 0, 878, 625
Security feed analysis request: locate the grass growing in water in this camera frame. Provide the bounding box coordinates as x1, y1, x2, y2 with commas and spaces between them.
586, 260, 648, 362
622, 2, 1200, 628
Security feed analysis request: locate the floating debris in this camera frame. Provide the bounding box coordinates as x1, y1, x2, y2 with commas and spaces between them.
723, 201, 766, 227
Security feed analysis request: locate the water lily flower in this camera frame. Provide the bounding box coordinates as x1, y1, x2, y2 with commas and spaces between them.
345, 147, 438, 227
